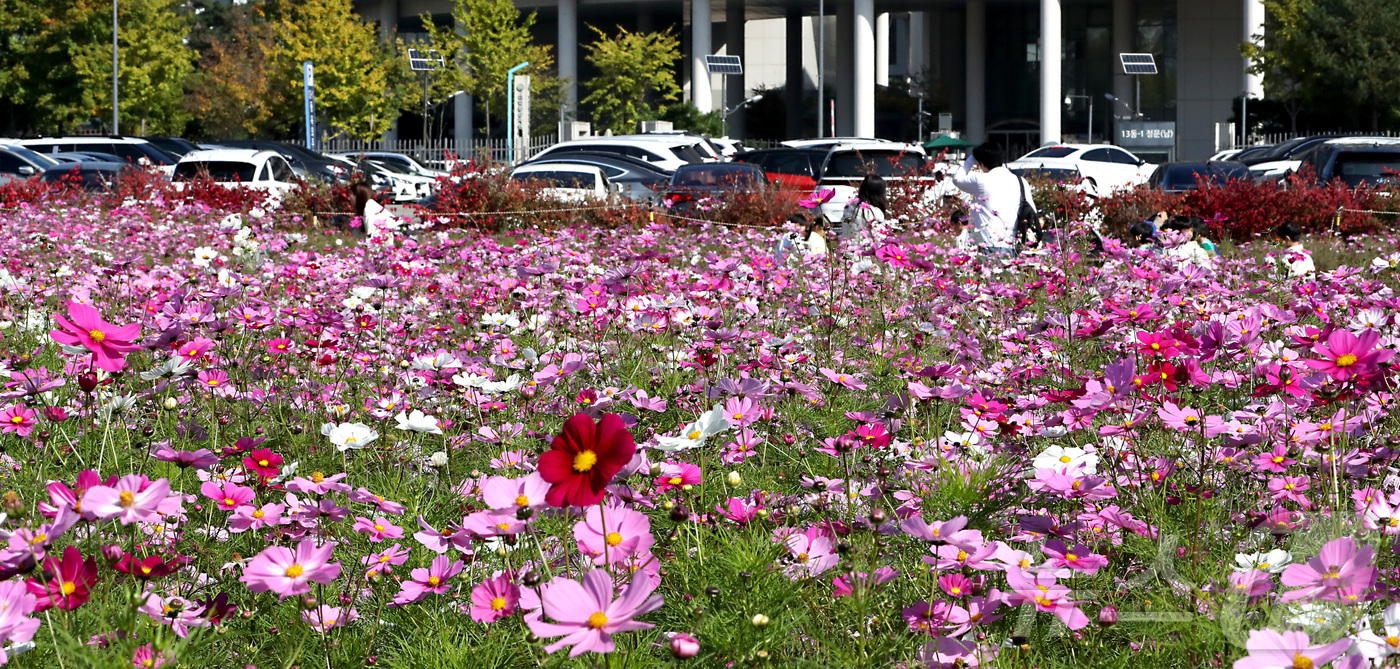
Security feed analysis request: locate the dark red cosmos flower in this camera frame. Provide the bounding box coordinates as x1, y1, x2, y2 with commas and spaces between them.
243, 448, 284, 479
538, 413, 636, 507
27, 546, 98, 611
113, 554, 189, 580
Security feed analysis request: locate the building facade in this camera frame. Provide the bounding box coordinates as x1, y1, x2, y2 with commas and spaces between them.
356, 0, 1264, 160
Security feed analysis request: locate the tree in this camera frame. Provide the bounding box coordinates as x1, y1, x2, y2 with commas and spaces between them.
423, 0, 558, 136
1247, 0, 1400, 130
186, 9, 276, 139
582, 26, 681, 136
265, 0, 414, 141
74, 0, 196, 135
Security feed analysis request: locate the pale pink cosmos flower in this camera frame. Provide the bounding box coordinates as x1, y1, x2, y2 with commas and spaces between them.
392, 555, 464, 606
469, 572, 520, 623
239, 539, 341, 600
1004, 568, 1088, 630
1279, 536, 1376, 603
0, 580, 40, 664
573, 504, 654, 566
228, 503, 285, 534
783, 527, 838, 579
199, 481, 255, 511
349, 488, 407, 515
1041, 539, 1109, 575
83, 475, 171, 525
527, 569, 663, 657
302, 605, 358, 633
360, 543, 412, 577
478, 473, 550, 515
1231, 628, 1350, 669
352, 516, 404, 543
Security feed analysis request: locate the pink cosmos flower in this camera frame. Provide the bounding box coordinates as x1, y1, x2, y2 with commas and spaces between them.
228, 503, 284, 533
27, 546, 97, 611
944, 593, 1005, 636
0, 579, 40, 662
200, 481, 255, 511
239, 539, 341, 600
832, 567, 899, 598
1041, 539, 1109, 575
1266, 476, 1312, 507
722, 396, 759, 427
469, 572, 520, 623
901, 516, 984, 550
1279, 536, 1376, 603
1004, 568, 1088, 630
1231, 628, 1350, 669
574, 504, 654, 566
478, 472, 550, 514
0, 406, 36, 437
49, 302, 141, 372
393, 555, 464, 606
1135, 331, 1180, 357
352, 516, 404, 542
1252, 444, 1295, 474
286, 472, 350, 496
799, 188, 835, 209
1304, 328, 1393, 381
527, 569, 663, 657
783, 527, 838, 579
1227, 569, 1274, 598
653, 462, 702, 491
413, 517, 470, 554
302, 605, 358, 633
819, 367, 868, 390
1156, 402, 1201, 431
131, 644, 171, 668
715, 497, 760, 524
360, 543, 411, 577
150, 443, 219, 470
84, 475, 172, 525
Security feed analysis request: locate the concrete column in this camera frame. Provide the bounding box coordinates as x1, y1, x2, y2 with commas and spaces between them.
725, 0, 746, 137
1039, 0, 1062, 145
854, 0, 876, 137
691, 0, 713, 112
558, 0, 578, 119
1112, 0, 1133, 123
875, 13, 889, 86
836, 1, 854, 136
454, 13, 473, 155
908, 12, 925, 79
379, 0, 400, 144
785, 9, 804, 138
1243, 0, 1265, 98
965, 0, 985, 142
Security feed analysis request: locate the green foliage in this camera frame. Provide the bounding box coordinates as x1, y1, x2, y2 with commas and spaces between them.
264, 0, 413, 141
655, 102, 723, 138
1247, 0, 1400, 129
422, 0, 558, 134
185, 6, 277, 140
79, 0, 196, 135
582, 26, 682, 135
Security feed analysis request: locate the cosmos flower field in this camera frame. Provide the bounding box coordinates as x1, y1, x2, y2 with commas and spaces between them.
0, 197, 1399, 669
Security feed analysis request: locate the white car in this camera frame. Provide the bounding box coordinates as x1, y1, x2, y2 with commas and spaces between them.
812, 141, 940, 223
532, 136, 710, 172
172, 149, 297, 202
15, 136, 176, 175
331, 151, 446, 178
328, 155, 428, 202
510, 163, 612, 203
1006, 144, 1155, 192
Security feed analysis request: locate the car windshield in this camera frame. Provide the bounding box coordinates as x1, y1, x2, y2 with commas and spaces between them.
6, 146, 59, 168
670, 143, 709, 164
1012, 167, 1080, 182
173, 161, 257, 182
1160, 165, 1248, 190
1334, 152, 1400, 187
1024, 147, 1077, 159
513, 171, 594, 188
672, 166, 762, 187
369, 160, 412, 175
823, 150, 924, 178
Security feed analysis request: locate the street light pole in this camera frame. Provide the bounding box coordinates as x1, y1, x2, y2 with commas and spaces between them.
816, 0, 824, 137
112, 0, 119, 134
1064, 94, 1093, 144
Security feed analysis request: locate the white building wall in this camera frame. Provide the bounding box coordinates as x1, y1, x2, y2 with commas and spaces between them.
1176, 0, 1245, 159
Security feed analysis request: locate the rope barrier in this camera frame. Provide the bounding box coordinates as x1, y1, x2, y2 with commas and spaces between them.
1333, 206, 1400, 227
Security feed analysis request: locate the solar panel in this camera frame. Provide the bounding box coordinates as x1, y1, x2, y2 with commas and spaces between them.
1119, 53, 1158, 75
408, 48, 445, 72
705, 55, 744, 75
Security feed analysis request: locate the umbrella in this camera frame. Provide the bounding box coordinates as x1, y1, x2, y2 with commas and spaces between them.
922, 135, 977, 150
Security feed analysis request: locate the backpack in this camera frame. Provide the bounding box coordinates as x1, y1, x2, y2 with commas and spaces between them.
1012, 174, 1040, 252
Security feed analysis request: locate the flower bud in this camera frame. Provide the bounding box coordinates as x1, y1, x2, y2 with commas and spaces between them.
101, 544, 124, 564
750, 614, 770, 626
429, 451, 449, 468
78, 373, 98, 393
727, 471, 743, 486
163, 397, 179, 410
1098, 605, 1118, 628
669, 632, 700, 659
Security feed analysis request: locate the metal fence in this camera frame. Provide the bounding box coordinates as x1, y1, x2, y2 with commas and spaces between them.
1243, 129, 1400, 148
314, 135, 558, 168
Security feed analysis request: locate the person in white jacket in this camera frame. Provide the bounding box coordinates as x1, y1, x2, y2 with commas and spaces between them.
950, 143, 1036, 255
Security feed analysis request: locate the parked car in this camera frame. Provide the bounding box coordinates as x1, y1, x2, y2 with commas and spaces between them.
1006, 144, 1155, 192
636, 131, 726, 160
1230, 145, 1276, 165
1010, 165, 1084, 183
663, 162, 768, 213
329, 155, 426, 202
510, 163, 613, 203
1146, 161, 1252, 193
173, 149, 299, 202
13, 136, 175, 173
1299, 138, 1400, 187
217, 140, 348, 183
41, 162, 131, 191
517, 152, 670, 203
141, 136, 202, 159
331, 152, 446, 179
532, 136, 709, 172
733, 148, 826, 190
1244, 135, 1347, 179
782, 137, 895, 150
49, 151, 126, 164
813, 142, 936, 223
1208, 149, 1244, 162
0, 144, 63, 183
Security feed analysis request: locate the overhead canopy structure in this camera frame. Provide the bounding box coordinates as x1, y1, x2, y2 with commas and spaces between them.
922, 135, 977, 150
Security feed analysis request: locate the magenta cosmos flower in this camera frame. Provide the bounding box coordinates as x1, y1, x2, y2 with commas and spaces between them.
0, 406, 36, 437
1279, 536, 1376, 602
240, 539, 341, 600
527, 569, 663, 657
1231, 628, 1350, 669
393, 555, 464, 606
49, 302, 141, 373
1304, 329, 1393, 382
469, 572, 520, 623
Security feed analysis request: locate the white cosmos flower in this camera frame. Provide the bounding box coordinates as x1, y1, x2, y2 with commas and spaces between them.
1232, 549, 1291, 574
192, 246, 219, 267
452, 372, 488, 388
654, 404, 730, 453
480, 374, 523, 395
1032, 445, 1098, 474
1354, 603, 1400, 662
395, 410, 443, 435
329, 423, 379, 452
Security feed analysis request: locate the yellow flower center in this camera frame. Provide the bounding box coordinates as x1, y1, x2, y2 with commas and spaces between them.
572, 450, 599, 472
588, 611, 609, 629
688, 430, 703, 440
374, 524, 385, 532
285, 564, 304, 578
1065, 553, 1078, 562
1335, 354, 1357, 367
950, 586, 962, 594
1292, 654, 1314, 669
89, 330, 106, 342
1386, 636, 1399, 649
61, 581, 76, 595
252, 510, 265, 519
428, 576, 440, 586
956, 550, 968, 561
119, 491, 135, 508
1272, 456, 1285, 463
8, 416, 21, 425
207, 379, 219, 386
29, 533, 46, 545
515, 495, 530, 507
606, 532, 623, 546
491, 597, 507, 611
1059, 455, 1071, 463
224, 498, 235, 506
668, 477, 683, 485
1033, 596, 1052, 607
797, 552, 810, 563
311, 472, 325, 483
259, 459, 270, 467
